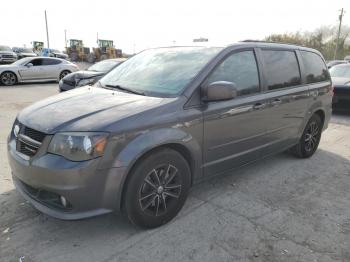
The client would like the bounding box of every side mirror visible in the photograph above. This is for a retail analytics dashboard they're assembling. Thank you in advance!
[26,63,33,68]
[202,81,237,102]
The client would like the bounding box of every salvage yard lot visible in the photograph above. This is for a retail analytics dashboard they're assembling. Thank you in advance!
[1,83,350,262]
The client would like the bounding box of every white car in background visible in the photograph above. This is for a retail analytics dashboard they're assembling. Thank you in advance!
[0,57,79,86]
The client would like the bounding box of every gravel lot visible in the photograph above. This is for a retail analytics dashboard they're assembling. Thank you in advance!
[1,83,350,262]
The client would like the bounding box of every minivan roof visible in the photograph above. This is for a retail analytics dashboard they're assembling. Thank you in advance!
[235,40,321,54]
[152,42,322,56]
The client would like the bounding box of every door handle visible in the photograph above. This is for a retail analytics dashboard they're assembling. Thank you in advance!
[253,102,265,110]
[271,99,282,106]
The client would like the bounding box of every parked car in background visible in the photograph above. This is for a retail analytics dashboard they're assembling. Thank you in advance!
[12,47,37,59]
[0,57,78,86]
[327,60,348,69]
[0,45,17,64]
[7,43,332,228]
[42,48,69,60]
[59,58,126,91]
[329,63,350,110]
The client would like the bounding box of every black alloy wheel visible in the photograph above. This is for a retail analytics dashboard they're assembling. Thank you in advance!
[291,114,322,158]
[124,148,191,228]
[59,71,71,80]
[139,164,182,217]
[1,72,17,86]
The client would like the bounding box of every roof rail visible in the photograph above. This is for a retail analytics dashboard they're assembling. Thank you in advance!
[240,39,300,46]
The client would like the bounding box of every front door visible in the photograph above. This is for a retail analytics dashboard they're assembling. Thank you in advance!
[18,58,45,80]
[202,50,271,176]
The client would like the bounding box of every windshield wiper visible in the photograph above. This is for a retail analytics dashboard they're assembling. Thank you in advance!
[105,84,146,96]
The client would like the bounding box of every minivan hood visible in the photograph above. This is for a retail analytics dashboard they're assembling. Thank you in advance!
[332,77,350,86]
[18,86,171,133]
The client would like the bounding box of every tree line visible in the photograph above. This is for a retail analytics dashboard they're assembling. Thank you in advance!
[264,25,350,61]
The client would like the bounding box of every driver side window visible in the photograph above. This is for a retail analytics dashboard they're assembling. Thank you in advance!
[30,59,44,66]
[206,51,260,97]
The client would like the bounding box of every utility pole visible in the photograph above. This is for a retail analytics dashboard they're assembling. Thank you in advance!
[45,10,50,49]
[334,8,345,60]
[64,29,67,48]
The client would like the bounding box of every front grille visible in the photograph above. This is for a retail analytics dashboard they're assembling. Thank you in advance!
[2,54,15,58]
[14,121,46,157]
[23,126,46,142]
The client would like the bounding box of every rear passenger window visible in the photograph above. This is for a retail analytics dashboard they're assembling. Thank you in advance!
[206,51,260,96]
[262,50,301,90]
[43,59,61,65]
[300,51,329,84]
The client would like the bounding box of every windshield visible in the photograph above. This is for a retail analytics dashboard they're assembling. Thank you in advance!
[88,60,120,73]
[100,47,222,96]
[330,65,350,78]
[0,45,12,52]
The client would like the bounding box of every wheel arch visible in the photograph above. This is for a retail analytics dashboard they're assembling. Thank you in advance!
[297,104,328,138]
[313,109,325,127]
[111,128,202,211]
[119,143,196,211]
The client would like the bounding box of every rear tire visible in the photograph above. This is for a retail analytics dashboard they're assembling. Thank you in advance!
[0,72,17,86]
[59,70,71,80]
[123,148,191,228]
[291,114,322,158]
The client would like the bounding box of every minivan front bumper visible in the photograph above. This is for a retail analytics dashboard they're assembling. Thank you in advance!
[7,137,126,220]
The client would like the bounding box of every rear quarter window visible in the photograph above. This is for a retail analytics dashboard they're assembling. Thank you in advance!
[300,51,329,84]
[261,50,301,90]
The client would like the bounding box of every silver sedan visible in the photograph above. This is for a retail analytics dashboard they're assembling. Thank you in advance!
[0,57,79,86]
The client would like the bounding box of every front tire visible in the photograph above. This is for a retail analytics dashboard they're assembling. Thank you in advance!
[291,114,322,158]
[0,72,17,86]
[123,148,191,228]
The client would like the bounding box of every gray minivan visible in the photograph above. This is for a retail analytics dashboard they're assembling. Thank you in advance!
[7,42,332,228]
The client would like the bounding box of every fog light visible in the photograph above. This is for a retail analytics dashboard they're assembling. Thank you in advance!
[60,196,67,207]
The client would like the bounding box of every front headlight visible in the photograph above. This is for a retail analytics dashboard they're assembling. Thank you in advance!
[48,132,108,161]
[77,78,96,87]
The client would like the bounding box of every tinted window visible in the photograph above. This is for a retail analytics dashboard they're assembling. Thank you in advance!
[301,51,329,83]
[30,58,44,66]
[206,51,260,96]
[42,59,61,65]
[262,50,301,90]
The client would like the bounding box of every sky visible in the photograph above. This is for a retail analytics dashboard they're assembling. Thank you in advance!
[0,0,349,54]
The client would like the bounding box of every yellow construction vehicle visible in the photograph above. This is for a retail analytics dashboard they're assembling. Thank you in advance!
[65,39,90,61]
[87,39,122,63]
[32,41,44,55]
